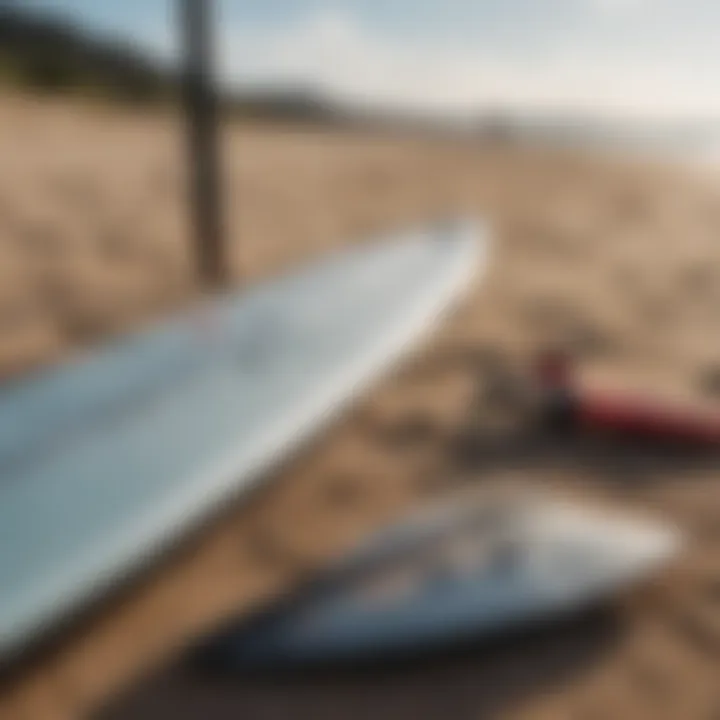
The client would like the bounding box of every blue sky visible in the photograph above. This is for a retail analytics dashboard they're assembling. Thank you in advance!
[19,0,720,119]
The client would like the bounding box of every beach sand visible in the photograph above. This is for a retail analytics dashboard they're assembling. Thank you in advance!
[1,94,720,719]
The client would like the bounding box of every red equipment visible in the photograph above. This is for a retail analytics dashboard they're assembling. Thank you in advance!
[537,351,720,445]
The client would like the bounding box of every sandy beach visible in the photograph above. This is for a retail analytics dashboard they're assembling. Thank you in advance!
[1,93,720,719]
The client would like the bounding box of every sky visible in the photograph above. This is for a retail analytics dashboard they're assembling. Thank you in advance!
[18,0,720,120]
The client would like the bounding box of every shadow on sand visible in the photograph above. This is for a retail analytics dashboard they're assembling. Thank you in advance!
[98,607,622,720]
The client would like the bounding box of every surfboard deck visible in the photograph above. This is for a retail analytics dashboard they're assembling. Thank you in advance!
[199,491,680,668]
[0,219,484,660]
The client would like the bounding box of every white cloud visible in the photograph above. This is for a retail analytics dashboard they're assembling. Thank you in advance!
[219,8,720,120]
[588,0,643,9]
[582,0,653,14]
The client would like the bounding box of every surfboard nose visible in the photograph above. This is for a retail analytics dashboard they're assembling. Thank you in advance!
[533,504,682,601]
[589,516,681,583]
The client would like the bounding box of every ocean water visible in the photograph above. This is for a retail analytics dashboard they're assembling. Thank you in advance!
[491,116,720,174]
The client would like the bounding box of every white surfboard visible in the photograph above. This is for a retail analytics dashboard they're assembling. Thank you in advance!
[199,491,680,668]
[0,218,483,659]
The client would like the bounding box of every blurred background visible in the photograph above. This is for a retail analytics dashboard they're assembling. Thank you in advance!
[2,1,720,719]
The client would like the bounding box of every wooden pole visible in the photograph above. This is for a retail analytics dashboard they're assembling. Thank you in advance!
[180,0,226,287]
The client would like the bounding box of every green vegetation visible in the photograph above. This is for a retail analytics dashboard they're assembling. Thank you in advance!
[0,7,170,103]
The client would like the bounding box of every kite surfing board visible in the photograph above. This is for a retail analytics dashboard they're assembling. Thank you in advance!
[199,490,680,668]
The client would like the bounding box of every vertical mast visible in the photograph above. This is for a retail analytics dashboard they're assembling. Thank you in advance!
[180,0,226,287]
